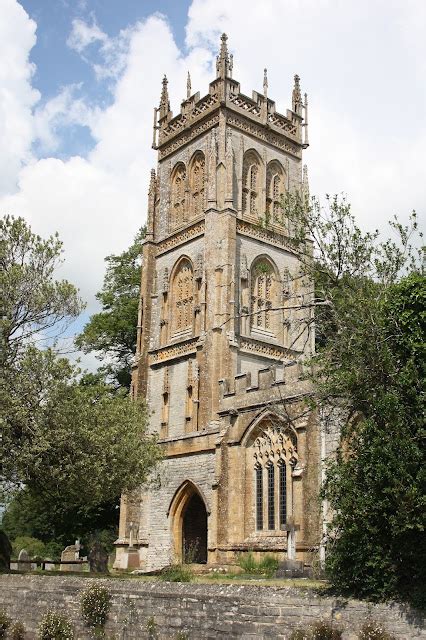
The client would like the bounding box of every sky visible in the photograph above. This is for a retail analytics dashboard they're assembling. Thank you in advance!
[1,0,425,368]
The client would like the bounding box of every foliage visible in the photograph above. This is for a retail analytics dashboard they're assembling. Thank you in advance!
[289,620,342,640]
[160,564,192,582]
[175,633,189,640]
[237,552,279,576]
[9,621,26,640]
[11,536,47,559]
[2,345,161,509]
[2,489,117,555]
[358,621,396,640]
[146,616,158,640]
[282,194,425,606]
[76,227,145,388]
[0,611,11,640]
[0,215,83,367]
[80,582,112,630]
[37,610,74,640]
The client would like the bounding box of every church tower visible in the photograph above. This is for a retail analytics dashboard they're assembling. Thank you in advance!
[115,35,321,571]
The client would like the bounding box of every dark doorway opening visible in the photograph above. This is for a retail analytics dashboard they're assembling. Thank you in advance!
[182,492,208,563]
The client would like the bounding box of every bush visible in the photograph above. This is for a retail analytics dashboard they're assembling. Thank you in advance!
[290,620,342,640]
[358,621,396,640]
[37,610,74,640]
[160,564,192,582]
[11,537,46,559]
[10,621,26,639]
[0,610,11,640]
[237,552,278,576]
[80,582,112,629]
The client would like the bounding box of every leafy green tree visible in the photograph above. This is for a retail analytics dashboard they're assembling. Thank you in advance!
[282,194,424,606]
[1,216,161,518]
[76,227,145,388]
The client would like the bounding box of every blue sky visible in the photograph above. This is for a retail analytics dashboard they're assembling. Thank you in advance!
[1,0,425,370]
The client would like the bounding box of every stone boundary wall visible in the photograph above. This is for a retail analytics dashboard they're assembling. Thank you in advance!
[0,575,424,639]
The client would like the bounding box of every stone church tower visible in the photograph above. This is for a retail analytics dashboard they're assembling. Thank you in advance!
[115,35,322,571]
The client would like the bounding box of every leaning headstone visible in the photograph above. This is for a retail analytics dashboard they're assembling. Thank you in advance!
[60,544,78,572]
[17,549,30,572]
[0,532,12,570]
[88,542,109,573]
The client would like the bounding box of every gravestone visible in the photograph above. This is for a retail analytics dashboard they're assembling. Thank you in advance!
[60,544,78,572]
[0,532,12,570]
[88,542,109,573]
[44,558,56,571]
[17,549,30,572]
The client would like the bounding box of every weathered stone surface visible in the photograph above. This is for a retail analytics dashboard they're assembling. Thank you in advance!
[0,575,424,639]
[88,542,109,573]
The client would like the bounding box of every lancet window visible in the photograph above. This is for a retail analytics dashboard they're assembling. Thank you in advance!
[266,161,285,223]
[171,258,194,338]
[250,258,277,334]
[189,152,205,219]
[253,423,298,532]
[171,163,186,228]
[242,151,261,217]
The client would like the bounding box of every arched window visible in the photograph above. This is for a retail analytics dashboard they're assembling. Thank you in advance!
[253,422,298,532]
[242,151,262,217]
[171,258,194,338]
[250,258,277,334]
[189,152,205,219]
[266,161,285,223]
[171,163,186,228]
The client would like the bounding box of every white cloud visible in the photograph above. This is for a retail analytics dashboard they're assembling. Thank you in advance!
[1,0,425,334]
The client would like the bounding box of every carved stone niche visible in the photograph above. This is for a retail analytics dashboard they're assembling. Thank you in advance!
[240,254,249,281]
[194,252,203,281]
[282,267,291,298]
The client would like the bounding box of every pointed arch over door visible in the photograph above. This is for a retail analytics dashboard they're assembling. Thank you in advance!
[168,480,209,564]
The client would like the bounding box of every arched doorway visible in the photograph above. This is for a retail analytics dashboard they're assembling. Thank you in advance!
[169,481,209,564]
[182,492,207,563]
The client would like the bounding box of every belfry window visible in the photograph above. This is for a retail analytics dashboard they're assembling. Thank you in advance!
[266,161,285,223]
[242,151,261,217]
[253,423,297,532]
[250,258,276,333]
[171,163,186,228]
[171,258,194,337]
[189,152,205,219]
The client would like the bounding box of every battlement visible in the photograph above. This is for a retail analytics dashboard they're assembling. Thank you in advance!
[219,362,306,401]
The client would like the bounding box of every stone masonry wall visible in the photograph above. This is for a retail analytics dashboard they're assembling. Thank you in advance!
[0,575,424,640]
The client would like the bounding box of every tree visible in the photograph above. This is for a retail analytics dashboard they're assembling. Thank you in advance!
[281,194,425,606]
[76,227,145,388]
[1,216,161,515]
[0,215,84,366]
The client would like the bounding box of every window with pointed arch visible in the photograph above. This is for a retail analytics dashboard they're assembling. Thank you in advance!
[252,422,298,531]
[189,152,205,219]
[250,257,277,335]
[170,258,194,338]
[242,150,262,218]
[266,160,285,223]
[170,163,186,228]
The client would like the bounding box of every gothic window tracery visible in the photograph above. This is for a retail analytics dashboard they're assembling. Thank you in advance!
[189,152,205,219]
[250,258,277,334]
[171,258,194,337]
[266,161,285,223]
[252,422,298,532]
[171,163,186,228]
[242,150,262,217]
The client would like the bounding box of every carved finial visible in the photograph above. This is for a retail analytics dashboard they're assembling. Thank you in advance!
[303,92,309,147]
[229,53,233,78]
[159,74,170,119]
[263,68,268,98]
[292,74,302,113]
[187,71,191,99]
[216,32,231,79]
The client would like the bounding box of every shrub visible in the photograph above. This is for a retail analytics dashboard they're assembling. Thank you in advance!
[0,610,11,640]
[37,610,74,640]
[10,621,26,640]
[358,621,396,640]
[146,616,158,640]
[80,582,112,630]
[290,620,342,640]
[11,537,46,559]
[237,552,278,576]
[160,564,192,582]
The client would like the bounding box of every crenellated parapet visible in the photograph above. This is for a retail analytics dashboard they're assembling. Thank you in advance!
[218,362,312,415]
